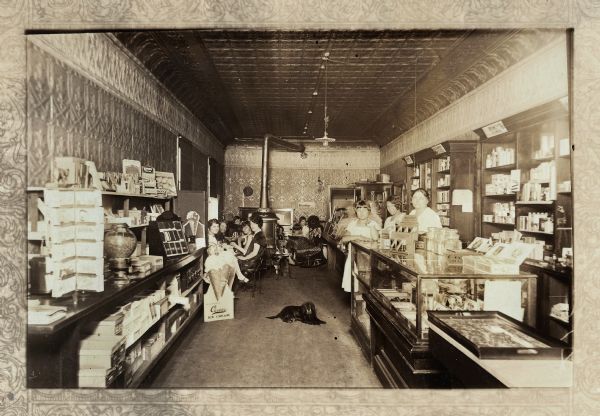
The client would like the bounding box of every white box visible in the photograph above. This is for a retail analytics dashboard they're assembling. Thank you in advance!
[43,189,76,207]
[75,207,104,223]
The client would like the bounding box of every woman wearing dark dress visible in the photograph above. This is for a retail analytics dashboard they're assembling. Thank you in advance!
[236,213,267,269]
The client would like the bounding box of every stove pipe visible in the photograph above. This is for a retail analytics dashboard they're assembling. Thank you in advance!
[255,134,305,249]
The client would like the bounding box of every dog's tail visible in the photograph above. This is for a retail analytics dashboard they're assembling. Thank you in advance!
[265,315,278,319]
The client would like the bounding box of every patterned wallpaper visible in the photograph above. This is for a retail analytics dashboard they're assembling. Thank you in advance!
[380,36,568,178]
[2,1,600,416]
[224,144,380,220]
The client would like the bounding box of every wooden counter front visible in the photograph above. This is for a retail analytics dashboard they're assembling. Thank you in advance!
[27,249,204,388]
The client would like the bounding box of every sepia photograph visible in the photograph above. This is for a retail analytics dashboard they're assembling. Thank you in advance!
[1,1,599,415]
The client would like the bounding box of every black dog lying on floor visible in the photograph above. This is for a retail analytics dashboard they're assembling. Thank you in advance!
[266,302,326,325]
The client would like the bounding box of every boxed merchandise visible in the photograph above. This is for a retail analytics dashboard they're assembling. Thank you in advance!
[154,297,169,317]
[138,255,164,271]
[463,242,534,274]
[79,335,126,369]
[52,157,87,188]
[164,308,186,341]
[84,312,124,337]
[78,364,123,388]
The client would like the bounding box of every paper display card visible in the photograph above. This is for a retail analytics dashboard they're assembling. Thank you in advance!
[485,242,534,265]
[451,189,472,213]
[204,285,234,322]
[155,171,177,196]
[467,237,492,253]
[122,159,142,177]
[510,169,521,194]
[483,280,524,322]
[52,157,87,188]
[482,120,508,138]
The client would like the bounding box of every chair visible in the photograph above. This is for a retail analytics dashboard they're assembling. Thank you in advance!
[239,246,266,297]
[287,236,327,268]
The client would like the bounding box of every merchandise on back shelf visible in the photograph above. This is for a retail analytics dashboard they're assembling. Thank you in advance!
[40,188,104,297]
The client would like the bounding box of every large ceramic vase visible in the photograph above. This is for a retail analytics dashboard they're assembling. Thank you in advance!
[104,223,137,260]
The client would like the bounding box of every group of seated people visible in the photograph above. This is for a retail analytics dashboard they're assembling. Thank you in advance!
[204,213,267,300]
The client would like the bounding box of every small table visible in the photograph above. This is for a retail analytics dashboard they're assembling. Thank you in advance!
[271,252,292,279]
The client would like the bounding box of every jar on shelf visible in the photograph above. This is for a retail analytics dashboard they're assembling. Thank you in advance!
[104,223,137,260]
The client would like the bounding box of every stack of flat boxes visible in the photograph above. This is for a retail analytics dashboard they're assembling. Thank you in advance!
[43,189,104,297]
[79,313,125,388]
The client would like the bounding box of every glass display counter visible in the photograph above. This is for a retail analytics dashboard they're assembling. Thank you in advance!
[370,249,537,344]
[349,241,378,362]
[364,248,537,388]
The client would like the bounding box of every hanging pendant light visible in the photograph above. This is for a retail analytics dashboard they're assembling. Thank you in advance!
[314,53,336,147]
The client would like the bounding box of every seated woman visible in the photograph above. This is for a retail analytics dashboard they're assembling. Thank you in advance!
[296,216,310,238]
[409,188,442,234]
[203,244,235,301]
[341,200,380,292]
[307,215,323,241]
[206,218,249,283]
[229,220,253,255]
[383,195,406,234]
[236,213,267,270]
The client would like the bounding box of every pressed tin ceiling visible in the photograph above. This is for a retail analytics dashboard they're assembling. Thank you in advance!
[114,29,561,147]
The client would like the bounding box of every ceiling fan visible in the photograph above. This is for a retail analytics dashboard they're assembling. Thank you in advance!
[313,52,336,147]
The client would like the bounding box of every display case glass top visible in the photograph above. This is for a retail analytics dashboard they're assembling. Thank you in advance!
[368,249,537,344]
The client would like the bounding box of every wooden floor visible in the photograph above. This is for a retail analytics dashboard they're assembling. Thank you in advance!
[147,264,381,388]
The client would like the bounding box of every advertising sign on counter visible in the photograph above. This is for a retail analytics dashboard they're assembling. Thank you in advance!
[203,285,234,322]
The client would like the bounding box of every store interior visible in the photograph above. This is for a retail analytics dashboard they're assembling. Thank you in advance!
[26,28,573,389]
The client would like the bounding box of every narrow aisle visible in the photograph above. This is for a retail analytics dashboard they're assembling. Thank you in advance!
[149,265,381,388]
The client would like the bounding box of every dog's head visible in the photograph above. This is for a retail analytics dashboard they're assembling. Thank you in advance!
[301,302,317,320]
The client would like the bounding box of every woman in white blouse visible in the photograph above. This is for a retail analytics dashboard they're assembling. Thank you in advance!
[409,188,442,234]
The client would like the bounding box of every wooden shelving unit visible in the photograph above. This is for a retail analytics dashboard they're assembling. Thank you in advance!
[476,98,573,345]
[405,141,479,242]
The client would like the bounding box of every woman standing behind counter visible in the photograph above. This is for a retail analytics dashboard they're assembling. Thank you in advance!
[383,195,406,233]
[409,188,442,234]
[341,200,380,293]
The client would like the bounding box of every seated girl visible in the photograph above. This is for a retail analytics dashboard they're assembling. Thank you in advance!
[206,218,249,283]
[236,213,267,270]
[204,244,235,301]
[229,220,253,255]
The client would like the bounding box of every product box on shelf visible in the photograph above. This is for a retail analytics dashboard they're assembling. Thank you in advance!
[463,242,534,274]
[164,308,186,341]
[79,335,126,369]
[78,364,124,388]
[84,312,124,337]
[154,297,169,317]
[138,255,164,271]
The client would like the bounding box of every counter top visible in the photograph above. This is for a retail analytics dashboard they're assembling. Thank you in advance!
[370,248,536,279]
[429,322,572,387]
[28,249,204,335]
